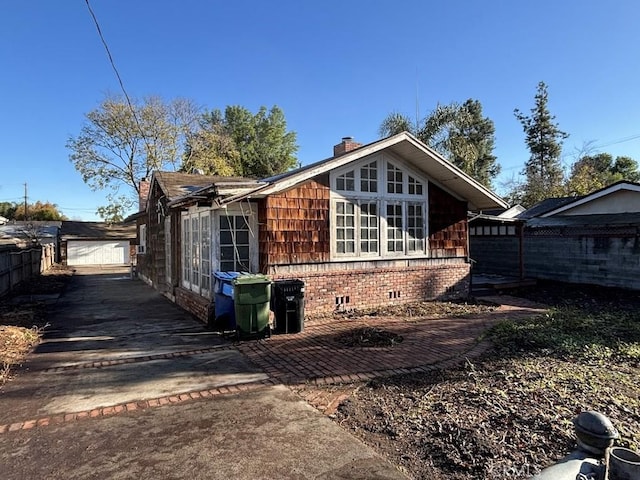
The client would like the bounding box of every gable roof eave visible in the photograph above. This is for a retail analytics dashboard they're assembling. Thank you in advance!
[541,181,640,217]
[255,132,508,211]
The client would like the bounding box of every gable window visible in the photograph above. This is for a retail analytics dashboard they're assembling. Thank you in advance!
[331,155,428,258]
[360,161,378,192]
[336,170,355,191]
[387,163,403,194]
[408,176,423,195]
[181,209,211,297]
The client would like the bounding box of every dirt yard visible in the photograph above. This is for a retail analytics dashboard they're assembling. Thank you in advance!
[326,283,640,479]
[3,269,639,479]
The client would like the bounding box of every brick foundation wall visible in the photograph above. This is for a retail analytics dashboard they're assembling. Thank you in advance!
[175,287,211,323]
[269,259,470,314]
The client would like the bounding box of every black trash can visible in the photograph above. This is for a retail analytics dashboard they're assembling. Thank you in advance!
[272,279,305,334]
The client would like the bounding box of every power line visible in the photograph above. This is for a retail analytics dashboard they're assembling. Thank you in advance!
[589,133,640,150]
[84,0,150,154]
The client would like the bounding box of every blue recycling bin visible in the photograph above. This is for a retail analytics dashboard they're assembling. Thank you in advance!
[212,271,240,331]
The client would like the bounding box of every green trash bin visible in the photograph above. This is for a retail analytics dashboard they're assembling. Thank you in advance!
[233,274,271,339]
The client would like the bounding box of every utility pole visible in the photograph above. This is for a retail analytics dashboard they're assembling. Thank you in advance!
[24,182,28,220]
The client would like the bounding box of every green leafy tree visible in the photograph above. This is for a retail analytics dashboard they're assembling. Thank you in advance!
[379,112,417,137]
[514,81,569,206]
[11,201,67,220]
[67,94,200,217]
[0,202,17,219]
[184,106,298,178]
[379,100,500,188]
[96,201,126,224]
[181,111,242,176]
[565,153,640,195]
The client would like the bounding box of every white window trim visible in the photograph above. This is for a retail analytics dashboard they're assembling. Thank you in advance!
[329,153,429,260]
[211,203,259,274]
[138,224,147,254]
[181,207,212,298]
[164,217,171,284]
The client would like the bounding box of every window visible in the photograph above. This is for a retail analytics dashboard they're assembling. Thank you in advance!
[387,162,403,194]
[408,176,423,195]
[201,215,210,293]
[181,210,211,297]
[386,203,404,252]
[138,224,147,254]
[335,201,356,254]
[220,214,250,271]
[360,202,378,254]
[182,217,191,284]
[164,218,171,283]
[360,161,377,192]
[407,203,425,252]
[331,155,429,258]
[336,170,355,191]
[191,216,200,289]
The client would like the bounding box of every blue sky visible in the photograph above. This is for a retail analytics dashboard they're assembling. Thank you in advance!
[1,1,639,220]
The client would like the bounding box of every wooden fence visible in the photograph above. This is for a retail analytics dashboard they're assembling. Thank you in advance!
[0,243,55,298]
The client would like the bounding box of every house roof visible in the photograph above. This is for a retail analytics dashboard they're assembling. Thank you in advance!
[59,221,136,241]
[517,197,581,219]
[528,212,640,228]
[150,171,262,209]
[0,221,61,243]
[540,181,640,217]
[246,132,508,211]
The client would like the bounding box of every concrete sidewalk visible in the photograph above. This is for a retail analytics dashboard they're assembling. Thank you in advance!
[0,266,407,479]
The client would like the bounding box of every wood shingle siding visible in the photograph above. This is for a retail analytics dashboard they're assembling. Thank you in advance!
[428,183,468,258]
[258,177,330,268]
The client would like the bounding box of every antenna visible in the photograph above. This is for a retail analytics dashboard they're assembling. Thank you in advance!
[415,67,420,133]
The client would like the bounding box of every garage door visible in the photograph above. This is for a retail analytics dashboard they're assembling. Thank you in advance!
[67,241,130,266]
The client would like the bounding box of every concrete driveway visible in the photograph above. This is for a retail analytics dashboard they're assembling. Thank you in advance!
[0,266,407,479]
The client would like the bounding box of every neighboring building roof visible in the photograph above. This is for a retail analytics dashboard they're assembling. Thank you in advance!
[59,221,136,241]
[242,132,508,211]
[480,205,526,218]
[0,221,61,244]
[517,197,581,219]
[527,212,640,228]
[540,181,640,217]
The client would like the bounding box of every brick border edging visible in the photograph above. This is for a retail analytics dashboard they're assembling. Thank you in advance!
[0,339,492,435]
[0,378,277,435]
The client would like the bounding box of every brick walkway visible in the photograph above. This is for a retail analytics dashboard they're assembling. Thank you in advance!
[0,293,544,433]
[236,295,546,387]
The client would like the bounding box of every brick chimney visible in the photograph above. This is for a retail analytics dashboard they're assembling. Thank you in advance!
[333,137,362,157]
[139,177,150,211]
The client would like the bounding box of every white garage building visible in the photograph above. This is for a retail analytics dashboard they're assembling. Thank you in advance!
[60,221,136,266]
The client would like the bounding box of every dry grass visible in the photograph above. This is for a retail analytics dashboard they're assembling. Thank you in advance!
[0,325,42,385]
[0,264,72,385]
